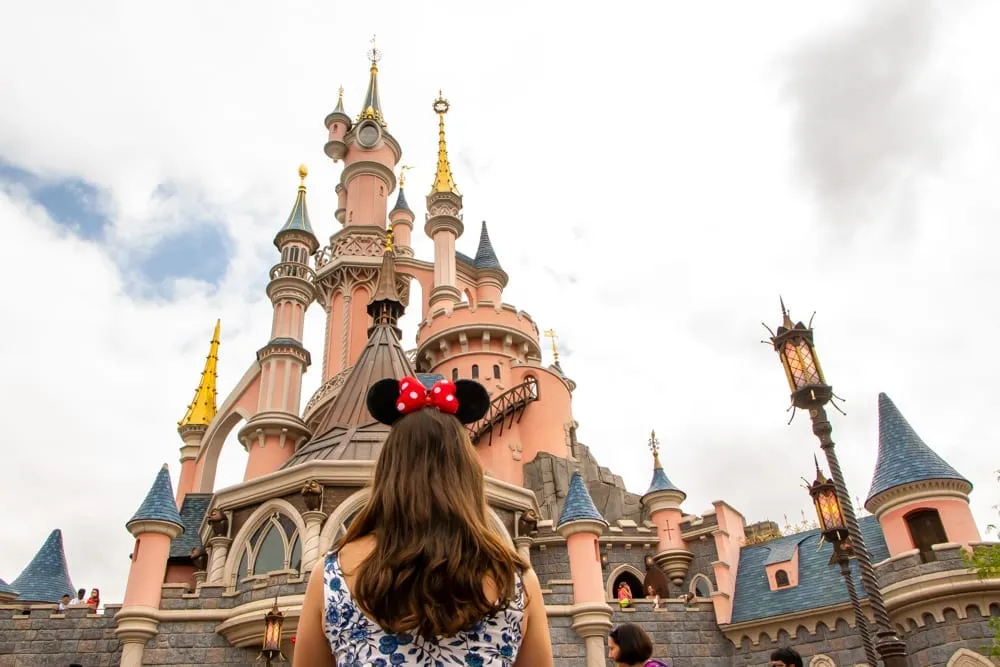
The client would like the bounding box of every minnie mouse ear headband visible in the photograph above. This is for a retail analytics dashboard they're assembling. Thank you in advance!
[366,375,491,426]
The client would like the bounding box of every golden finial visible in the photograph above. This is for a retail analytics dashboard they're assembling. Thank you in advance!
[368,34,382,70]
[338,86,344,101]
[543,329,559,363]
[178,320,221,428]
[430,91,459,195]
[385,228,393,252]
[648,430,662,468]
[399,165,413,189]
[298,164,308,186]
[779,296,794,328]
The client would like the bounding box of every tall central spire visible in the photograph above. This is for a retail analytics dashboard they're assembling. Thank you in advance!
[430,91,459,195]
[357,35,386,127]
[178,320,220,427]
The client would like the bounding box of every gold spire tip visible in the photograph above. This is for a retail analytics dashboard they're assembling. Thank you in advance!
[399,165,413,189]
[298,164,308,185]
[543,329,559,362]
[368,34,382,69]
[178,320,221,428]
[337,85,344,100]
[385,228,393,252]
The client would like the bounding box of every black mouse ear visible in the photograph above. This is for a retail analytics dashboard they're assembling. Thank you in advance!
[367,378,403,426]
[453,380,491,424]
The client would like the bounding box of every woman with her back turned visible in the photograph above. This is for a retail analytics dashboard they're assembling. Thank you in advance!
[294,375,554,666]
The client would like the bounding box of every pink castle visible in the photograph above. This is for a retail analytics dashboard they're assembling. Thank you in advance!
[3,49,1000,667]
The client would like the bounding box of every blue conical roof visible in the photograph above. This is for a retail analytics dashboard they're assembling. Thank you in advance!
[278,183,315,236]
[557,472,606,526]
[866,393,970,502]
[391,187,411,213]
[473,221,502,270]
[645,464,682,496]
[10,529,75,603]
[0,578,19,597]
[128,465,184,530]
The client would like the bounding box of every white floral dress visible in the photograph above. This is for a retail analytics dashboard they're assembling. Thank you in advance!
[323,551,525,666]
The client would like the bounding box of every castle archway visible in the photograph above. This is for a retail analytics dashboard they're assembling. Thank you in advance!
[194,407,250,492]
[606,564,645,600]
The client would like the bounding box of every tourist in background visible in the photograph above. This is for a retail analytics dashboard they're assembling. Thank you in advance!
[618,581,634,609]
[770,647,804,667]
[608,623,668,667]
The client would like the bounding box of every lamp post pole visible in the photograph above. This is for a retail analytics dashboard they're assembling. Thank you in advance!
[770,302,908,667]
[834,542,879,667]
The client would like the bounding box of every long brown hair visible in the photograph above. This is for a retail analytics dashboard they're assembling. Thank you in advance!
[336,408,525,637]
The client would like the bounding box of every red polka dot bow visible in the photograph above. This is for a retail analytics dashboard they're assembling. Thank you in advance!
[395,376,459,416]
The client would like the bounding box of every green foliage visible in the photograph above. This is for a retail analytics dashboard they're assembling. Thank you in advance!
[962,469,1000,657]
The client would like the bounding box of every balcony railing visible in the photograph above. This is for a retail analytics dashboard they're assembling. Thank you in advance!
[468,377,539,446]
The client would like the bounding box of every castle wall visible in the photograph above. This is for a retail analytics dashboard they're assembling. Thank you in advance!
[683,533,722,592]
[530,543,571,585]
[901,606,998,667]
[548,614,586,666]
[613,602,733,666]
[0,605,122,667]
[735,617,870,667]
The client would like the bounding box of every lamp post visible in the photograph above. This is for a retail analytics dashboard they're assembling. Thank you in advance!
[260,598,286,666]
[808,457,878,667]
[768,301,907,667]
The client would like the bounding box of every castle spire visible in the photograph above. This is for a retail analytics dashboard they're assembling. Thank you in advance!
[276,165,316,240]
[10,529,75,604]
[357,36,386,126]
[178,320,220,428]
[473,221,502,269]
[430,91,459,195]
[367,230,404,336]
[644,429,684,496]
[334,85,345,114]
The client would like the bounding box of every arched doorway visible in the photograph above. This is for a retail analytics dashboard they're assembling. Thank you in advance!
[612,570,644,600]
[643,564,670,598]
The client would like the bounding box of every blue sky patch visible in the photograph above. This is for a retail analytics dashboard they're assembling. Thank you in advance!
[0,160,109,240]
[126,222,233,296]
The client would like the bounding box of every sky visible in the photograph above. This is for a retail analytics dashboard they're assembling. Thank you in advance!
[1,0,998,603]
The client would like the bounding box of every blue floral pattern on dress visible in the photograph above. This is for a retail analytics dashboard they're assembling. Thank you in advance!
[323,551,525,666]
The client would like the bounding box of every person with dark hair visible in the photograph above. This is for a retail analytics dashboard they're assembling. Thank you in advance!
[608,623,668,667]
[770,647,804,667]
[293,376,554,666]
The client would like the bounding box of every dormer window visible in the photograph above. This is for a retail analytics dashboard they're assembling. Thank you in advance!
[774,569,790,587]
[905,509,948,563]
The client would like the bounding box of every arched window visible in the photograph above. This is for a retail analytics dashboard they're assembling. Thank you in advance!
[452,368,459,381]
[775,569,790,587]
[493,365,500,380]
[233,513,302,590]
[471,364,479,379]
[905,509,948,563]
[691,574,712,598]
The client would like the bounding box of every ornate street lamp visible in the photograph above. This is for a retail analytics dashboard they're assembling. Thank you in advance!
[260,599,286,666]
[768,300,907,667]
[807,458,877,667]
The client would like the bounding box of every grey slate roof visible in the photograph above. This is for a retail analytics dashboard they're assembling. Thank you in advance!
[128,465,184,530]
[644,466,682,496]
[391,187,411,213]
[278,185,315,236]
[10,529,75,603]
[557,472,606,526]
[0,578,18,596]
[456,251,475,266]
[169,493,213,558]
[473,221,502,270]
[866,393,970,502]
[730,515,889,624]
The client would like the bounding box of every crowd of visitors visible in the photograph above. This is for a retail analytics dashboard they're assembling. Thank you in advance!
[57,588,100,612]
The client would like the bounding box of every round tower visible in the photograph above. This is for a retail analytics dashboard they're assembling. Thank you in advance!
[557,471,613,667]
[175,319,220,504]
[117,465,184,667]
[323,86,351,163]
[865,393,980,558]
[641,431,693,590]
[241,167,317,481]
[388,166,415,256]
[424,91,464,310]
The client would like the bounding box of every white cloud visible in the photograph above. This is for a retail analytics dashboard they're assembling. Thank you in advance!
[1,0,999,603]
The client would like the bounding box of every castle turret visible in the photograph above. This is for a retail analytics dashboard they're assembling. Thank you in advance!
[388,167,414,256]
[241,167,316,481]
[324,86,351,163]
[175,319,220,504]
[557,472,613,667]
[641,431,693,590]
[9,529,74,604]
[865,393,979,558]
[118,465,184,667]
[424,91,464,310]
[473,221,507,306]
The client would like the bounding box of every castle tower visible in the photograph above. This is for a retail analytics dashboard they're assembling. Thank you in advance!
[865,393,979,558]
[557,472,613,667]
[9,529,75,604]
[315,44,404,378]
[388,167,415,257]
[117,465,184,667]
[424,91,464,311]
[240,167,317,481]
[175,320,220,504]
[641,431,693,591]
[473,221,507,306]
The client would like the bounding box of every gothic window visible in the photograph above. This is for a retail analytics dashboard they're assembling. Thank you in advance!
[452,368,459,381]
[905,509,948,563]
[691,575,712,598]
[233,512,302,590]
[472,364,479,379]
[493,365,500,380]
[775,569,790,587]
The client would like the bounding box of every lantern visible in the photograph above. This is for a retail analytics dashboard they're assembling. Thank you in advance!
[644,554,655,569]
[770,301,831,410]
[808,463,848,545]
[260,599,286,665]
[601,553,609,569]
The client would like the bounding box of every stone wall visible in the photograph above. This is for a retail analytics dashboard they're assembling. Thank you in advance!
[613,601,733,667]
[680,534,721,595]
[900,606,998,667]
[531,542,571,587]
[877,544,968,589]
[0,604,122,667]
[548,614,587,666]
[734,617,870,667]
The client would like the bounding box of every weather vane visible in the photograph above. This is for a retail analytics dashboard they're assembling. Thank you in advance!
[543,329,559,363]
[399,165,414,188]
[648,430,660,457]
[368,34,382,66]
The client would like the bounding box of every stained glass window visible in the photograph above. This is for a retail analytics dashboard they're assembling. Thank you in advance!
[254,523,286,574]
